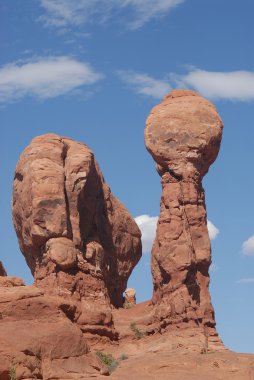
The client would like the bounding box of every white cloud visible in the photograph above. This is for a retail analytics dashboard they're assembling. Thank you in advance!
[237,278,254,284]
[242,235,254,256]
[174,69,254,101]
[39,0,184,30]
[0,56,102,103]
[135,215,158,253]
[118,71,171,99]
[207,220,219,241]
[120,0,185,30]
[39,0,105,27]
[118,68,254,102]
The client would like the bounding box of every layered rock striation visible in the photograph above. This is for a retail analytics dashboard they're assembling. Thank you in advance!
[0,284,92,380]
[145,90,223,346]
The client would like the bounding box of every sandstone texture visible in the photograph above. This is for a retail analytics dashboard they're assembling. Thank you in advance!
[144,90,223,348]
[123,288,136,307]
[0,276,24,287]
[12,134,141,310]
[0,283,104,380]
[108,350,254,380]
[102,303,254,380]
[0,134,142,379]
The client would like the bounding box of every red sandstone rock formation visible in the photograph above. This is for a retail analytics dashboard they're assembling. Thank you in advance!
[12,134,141,309]
[0,261,7,276]
[0,282,103,379]
[145,90,223,348]
[0,275,24,287]
[11,134,141,342]
[124,288,136,307]
[0,134,142,379]
[1,97,253,380]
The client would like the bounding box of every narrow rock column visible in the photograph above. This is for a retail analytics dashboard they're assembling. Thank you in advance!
[145,90,223,347]
[152,169,214,326]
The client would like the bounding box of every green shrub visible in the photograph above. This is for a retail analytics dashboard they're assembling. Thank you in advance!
[8,363,17,380]
[123,302,132,309]
[96,351,129,374]
[130,321,147,340]
[96,351,119,374]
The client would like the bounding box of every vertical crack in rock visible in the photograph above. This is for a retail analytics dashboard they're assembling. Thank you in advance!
[61,139,73,241]
[145,89,224,350]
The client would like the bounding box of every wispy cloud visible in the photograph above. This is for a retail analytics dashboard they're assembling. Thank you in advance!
[207,220,219,241]
[135,215,158,253]
[118,68,254,101]
[242,235,254,256]
[237,278,254,284]
[135,214,219,254]
[118,71,171,99]
[39,0,184,31]
[0,56,102,103]
[175,69,254,101]
[120,0,185,30]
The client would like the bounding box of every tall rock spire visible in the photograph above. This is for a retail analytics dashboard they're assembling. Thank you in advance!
[145,90,223,350]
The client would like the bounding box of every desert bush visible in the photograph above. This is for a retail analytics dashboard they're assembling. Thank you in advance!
[123,302,132,309]
[96,351,119,374]
[8,363,17,380]
[130,321,147,340]
[96,351,129,374]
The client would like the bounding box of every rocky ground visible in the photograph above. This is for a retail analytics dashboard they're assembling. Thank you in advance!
[105,350,254,380]
[90,302,254,380]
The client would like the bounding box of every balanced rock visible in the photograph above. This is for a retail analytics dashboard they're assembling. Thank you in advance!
[145,90,223,349]
[12,134,141,339]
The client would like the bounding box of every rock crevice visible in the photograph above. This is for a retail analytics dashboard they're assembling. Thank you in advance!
[61,139,74,241]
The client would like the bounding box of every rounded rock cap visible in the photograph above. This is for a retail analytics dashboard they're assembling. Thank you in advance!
[145,89,223,178]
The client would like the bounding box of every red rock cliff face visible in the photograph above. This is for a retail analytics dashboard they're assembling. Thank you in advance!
[12,134,141,339]
[145,90,223,346]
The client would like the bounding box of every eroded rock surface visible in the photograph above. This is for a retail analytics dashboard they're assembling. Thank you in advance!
[12,134,141,341]
[0,276,24,287]
[0,134,142,379]
[124,288,136,307]
[145,90,223,348]
[0,284,103,380]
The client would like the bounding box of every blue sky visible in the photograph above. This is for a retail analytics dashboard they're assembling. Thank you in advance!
[1,0,254,353]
